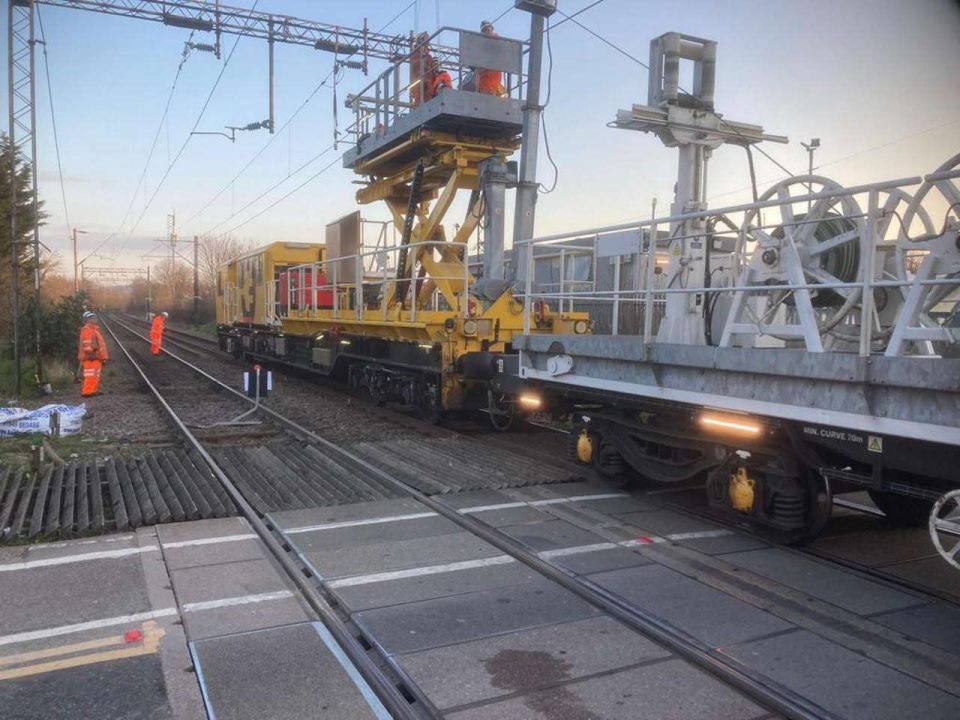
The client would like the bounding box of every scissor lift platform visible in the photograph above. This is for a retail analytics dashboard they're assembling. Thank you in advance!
[343,91,523,172]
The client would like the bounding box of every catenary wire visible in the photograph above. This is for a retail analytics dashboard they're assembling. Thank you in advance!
[219,152,343,237]
[179,0,418,233]
[110,0,262,260]
[198,144,336,237]
[35,7,71,251]
[552,5,797,179]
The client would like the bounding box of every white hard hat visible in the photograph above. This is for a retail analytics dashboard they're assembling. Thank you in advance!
[82,311,96,320]
[161,311,169,318]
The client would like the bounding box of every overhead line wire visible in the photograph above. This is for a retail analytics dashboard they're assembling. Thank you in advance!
[36,7,71,251]
[180,0,418,233]
[221,153,342,237]
[199,144,336,237]
[110,0,262,260]
[553,5,797,179]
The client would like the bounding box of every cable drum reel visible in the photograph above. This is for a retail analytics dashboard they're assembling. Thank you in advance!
[892,153,960,342]
[732,175,869,338]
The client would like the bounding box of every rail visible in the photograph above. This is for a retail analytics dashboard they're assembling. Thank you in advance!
[517,165,960,357]
[100,315,422,720]
[104,315,834,720]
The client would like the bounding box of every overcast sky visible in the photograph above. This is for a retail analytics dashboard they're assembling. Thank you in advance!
[9,0,960,274]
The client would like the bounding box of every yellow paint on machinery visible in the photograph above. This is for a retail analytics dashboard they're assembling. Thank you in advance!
[729,467,756,513]
[576,429,594,464]
[217,241,325,327]
[216,92,590,414]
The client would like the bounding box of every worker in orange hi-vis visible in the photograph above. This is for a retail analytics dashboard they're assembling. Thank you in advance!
[477,21,505,96]
[78,311,109,398]
[150,311,168,356]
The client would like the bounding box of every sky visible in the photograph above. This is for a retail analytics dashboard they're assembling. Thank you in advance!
[6,0,960,277]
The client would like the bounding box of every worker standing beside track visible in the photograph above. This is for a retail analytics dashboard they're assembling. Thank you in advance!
[150,311,168,356]
[78,311,109,398]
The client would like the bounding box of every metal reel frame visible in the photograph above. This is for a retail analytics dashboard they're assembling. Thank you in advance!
[929,489,960,571]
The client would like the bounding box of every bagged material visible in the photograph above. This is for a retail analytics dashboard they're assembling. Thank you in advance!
[0,404,86,437]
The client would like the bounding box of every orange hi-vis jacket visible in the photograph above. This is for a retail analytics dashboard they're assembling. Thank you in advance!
[78,323,109,362]
[150,314,166,355]
[478,31,504,96]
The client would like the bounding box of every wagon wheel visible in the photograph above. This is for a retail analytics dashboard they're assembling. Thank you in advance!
[738,175,866,334]
[929,489,960,571]
[487,390,515,432]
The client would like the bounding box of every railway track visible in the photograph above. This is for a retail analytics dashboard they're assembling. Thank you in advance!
[100,314,960,719]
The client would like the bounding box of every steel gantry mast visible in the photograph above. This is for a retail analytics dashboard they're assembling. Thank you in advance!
[6,0,456,393]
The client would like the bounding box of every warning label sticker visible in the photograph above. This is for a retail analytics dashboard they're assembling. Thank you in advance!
[868,436,883,453]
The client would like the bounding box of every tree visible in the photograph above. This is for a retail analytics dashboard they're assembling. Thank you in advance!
[198,235,253,292]
[0,132,46,345]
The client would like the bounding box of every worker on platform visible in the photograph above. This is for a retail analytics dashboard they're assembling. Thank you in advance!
[425,54,452,99]
[150,311,168,356]
[78,311,109,398]
[410,32,433,106]
[477,21,505,96]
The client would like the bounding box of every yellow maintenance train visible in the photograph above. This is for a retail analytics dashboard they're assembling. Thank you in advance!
[216,25,589,422]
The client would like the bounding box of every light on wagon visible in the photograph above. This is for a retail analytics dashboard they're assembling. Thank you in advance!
[574,320,588,334]
[518,392,542,410]
[699,412,761,437]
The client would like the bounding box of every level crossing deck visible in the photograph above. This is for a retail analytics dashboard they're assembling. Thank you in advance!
[0,518,387,720]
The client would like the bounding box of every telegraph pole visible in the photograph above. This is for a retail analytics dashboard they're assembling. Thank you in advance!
[193,235,200,324]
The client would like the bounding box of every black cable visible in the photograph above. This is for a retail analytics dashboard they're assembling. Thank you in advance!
[198,144,337,238]
[36,7,71,249]
[180,3,414,233]
[553,5,647,69]
[538,16,559,194]
[85,31,195,260]
[112,0,262,260]
[220,153,343,237]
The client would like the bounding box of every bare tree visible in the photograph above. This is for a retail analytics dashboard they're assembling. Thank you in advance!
[198,235,254,292]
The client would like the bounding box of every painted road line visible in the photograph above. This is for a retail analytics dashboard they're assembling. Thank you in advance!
[162,533,258,549]
[285,511,438,535]
[0,590,301,648]
[622,529,734,546]
[283,494,631,534]
[0,546,158,572]
[2,534,272,572]
[0,609,178,648]
[0,621,165,681]
[181,590,295,612]
[326,556,517,588]
[460,492,629,514]
[538,542,619,559]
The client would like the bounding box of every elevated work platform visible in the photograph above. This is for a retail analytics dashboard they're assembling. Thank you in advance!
[343,90,522,172]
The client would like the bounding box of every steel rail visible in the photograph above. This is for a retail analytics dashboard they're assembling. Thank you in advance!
[100,315,425,720]
[109,315,836,720]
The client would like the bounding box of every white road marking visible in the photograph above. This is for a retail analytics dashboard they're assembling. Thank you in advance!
[283,493,631,534]
[285,511,438,534]
[181,590,294,612]
[0,609,178,648]
[538,543,619,558]
[327,556,516,588]
[322,529,734,588]
[0,590,300,648]
[0,546,158,572]
[460,492,629,514]
[162,534,258,549]
[309,623,393,720]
